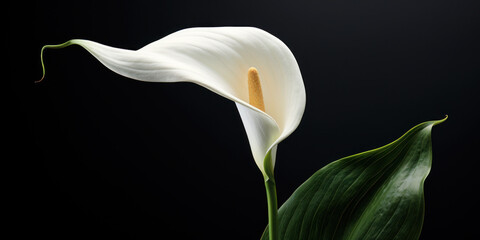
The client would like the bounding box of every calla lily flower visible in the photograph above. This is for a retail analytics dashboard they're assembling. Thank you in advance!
[41,27,306,179]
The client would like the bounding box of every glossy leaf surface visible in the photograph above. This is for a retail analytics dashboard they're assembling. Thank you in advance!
[262,118,446,240]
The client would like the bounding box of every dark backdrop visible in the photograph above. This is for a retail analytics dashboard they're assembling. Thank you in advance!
[11,0,480,239]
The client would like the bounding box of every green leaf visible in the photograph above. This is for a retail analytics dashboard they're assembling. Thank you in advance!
[262,117,447,240]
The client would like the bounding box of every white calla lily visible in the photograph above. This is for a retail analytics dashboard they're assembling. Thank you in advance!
[40,27,306,178]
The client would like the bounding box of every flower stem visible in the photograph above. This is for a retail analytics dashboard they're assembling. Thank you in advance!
[264,178,278,240]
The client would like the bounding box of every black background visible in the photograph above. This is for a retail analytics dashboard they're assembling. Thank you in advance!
[10,0,480,239]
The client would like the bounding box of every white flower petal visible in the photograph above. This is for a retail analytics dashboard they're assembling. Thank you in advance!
[67,27,305,176]
[236,103,280,174]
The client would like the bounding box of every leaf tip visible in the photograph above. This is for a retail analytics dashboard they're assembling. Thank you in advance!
[433,115,448,126]
[35,75,45,84]
[36,41,75,84]
[36,45,48,84]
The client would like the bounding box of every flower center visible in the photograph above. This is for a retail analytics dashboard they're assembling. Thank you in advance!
[248,67,265,112]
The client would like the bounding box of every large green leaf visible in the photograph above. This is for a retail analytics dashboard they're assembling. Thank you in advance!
[262,118,446,240]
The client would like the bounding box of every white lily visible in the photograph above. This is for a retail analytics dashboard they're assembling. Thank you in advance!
[40,27,306,179]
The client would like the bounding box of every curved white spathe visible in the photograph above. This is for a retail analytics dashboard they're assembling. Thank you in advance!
[68,27,306,177]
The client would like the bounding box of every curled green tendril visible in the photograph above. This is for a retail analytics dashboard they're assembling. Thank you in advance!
[36,41,74,83]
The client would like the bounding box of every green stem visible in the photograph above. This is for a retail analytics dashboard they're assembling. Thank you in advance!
[264,178,278,240]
